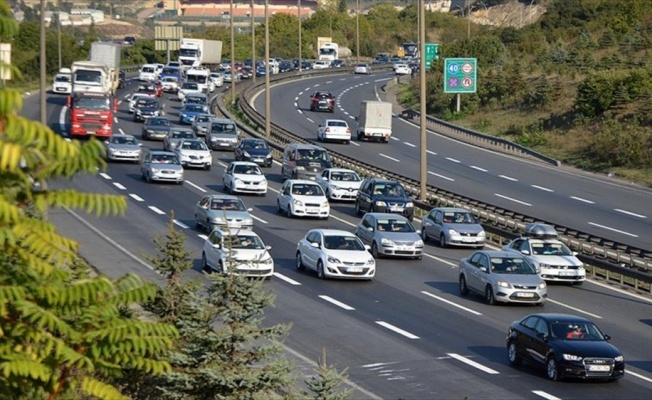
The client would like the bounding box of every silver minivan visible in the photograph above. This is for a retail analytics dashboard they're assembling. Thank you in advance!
[281,143,332,181]
[206,118,239,150]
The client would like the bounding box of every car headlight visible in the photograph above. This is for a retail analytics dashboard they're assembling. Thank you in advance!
[375,200,387,207]
[539,263,551,268]
[496,280,512,288]
[327,256,341,264]
[614,355,624,362]
[478,231,486,237]
[405,202,414,208]
[367,258,375,265]
[562,354,582,361]
[296,166,305,171]
[261,257,273,265]
[266,153,272,158]
[211,217,225,223]
[538,281,547,289]
[243,218,253,226]
[243,151,251,157]
[448,229,461,237]
[233,178,242,185]
[415,240,424,247]
[330,184,342,190]
[150,167,159,173]
[293,199,304,206]
[381,238,395,246]
[322,201,329,208]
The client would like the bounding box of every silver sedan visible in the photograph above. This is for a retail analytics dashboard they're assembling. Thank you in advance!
[421,207,485,248]
[194,194,254,233]
[104,134,142,163]
[354,213,423,259]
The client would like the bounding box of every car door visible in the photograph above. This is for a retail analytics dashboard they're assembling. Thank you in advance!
[357,181,372,212]
[196,195,210,224]
[466,252,487,292]
[141,153,151,175]
[356,215,374,245]
[278,181,291,210]
[302,231,322,270]
[422,210,437,239]
[517,316,541,364]
[224,163,234,189]
[205,230,223,270]
[316,170,330,192]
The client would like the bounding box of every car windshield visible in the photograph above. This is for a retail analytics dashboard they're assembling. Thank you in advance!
[243,140,269,150]
[148,118,171,127]
[182,83,198,90]
[490,257,536,274]
[110,136,137,145]
[372,183,406,197]
[323,235,365,251]
[330,171,360,182]
[531,242,573,256]
[550,322,605,341]
[442,212,479,224]
[163,77,178,82]
[233,164,263,175]
[195,115,210,123]
[151,154,179,164]
[55,75,70,82]
[171,130,195,139]
[185,104,205,112]
[227,235,265,250]
[210,199,246,211]
[181,141,208,151]
[291,184,324,196]
[137,99,158,107]
[376,219,414,232]
[297,149,329,162]
[210,122,236,134]
[327,121,348,127]
[74,97,110,110]
[187,96,207,104]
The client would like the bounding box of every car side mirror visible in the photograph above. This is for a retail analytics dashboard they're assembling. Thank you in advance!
[572,251,579,256]
[367,227,374,232]
[521,250,530,255]
[416,229,421,235]
[213,243,221,249]
[265,245,272,251]
[138,143,143,147]
[104,140,109,145]
[479,266,487,273]
[247,208,253,212]
[603,334,611,341]
[310,242,320,248]
[322,177,328,181]
[364,244,371,251]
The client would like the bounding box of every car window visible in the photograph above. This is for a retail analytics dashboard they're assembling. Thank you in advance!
[534,319,550,336]
[228,235,264,250]
[490,257,535,274]
[211,199,245,211]
[110,136,136,145]
[373,183,405,197]
[324,235,365,251]
[330,171,360,181]
[233,164,262,175]
[376,218,413,232]
[327,121,347,127]
[521,316,539,331]
[291,184,324,196]
[151,154,178,164]
[150,118,170,126]
[306,231,319,243]
[532,242,572,256]
[181,141,207,150]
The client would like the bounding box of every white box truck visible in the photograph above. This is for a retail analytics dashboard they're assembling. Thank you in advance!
[179,39,223,69]
[89,42,121,95]
[356,101,393,143]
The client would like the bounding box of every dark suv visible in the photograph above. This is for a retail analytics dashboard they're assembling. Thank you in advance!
[355,178,414,220]
[309,90,335,112]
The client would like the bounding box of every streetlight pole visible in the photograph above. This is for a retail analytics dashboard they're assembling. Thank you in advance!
[39,0,46,125]
[57,1,62,71]
[356,0,360,63]
[230,0,236,105]
[466,0,471,39]
[264,0,271,138]
[251,0,256,83]
[298,0,302,72]
[419,0,427,201]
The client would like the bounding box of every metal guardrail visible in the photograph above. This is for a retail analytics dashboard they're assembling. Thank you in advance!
[212,67,652,293]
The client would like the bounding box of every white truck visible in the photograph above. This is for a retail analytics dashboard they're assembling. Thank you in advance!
[356,101,393,143]
[71,61,110,94]
[185,68,214,93]
[89,42,121,95]
[179,39,223,69]
[318,43,339,64]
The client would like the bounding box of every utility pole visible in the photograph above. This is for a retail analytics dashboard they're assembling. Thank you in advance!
[230,0,236,105]
[356,0,360,63]
[419,0,427,201]
[265,0,271,138]
[57,1,62,71]
[39,0,46,125]
[251,0,256,83]
[298,0,302,71]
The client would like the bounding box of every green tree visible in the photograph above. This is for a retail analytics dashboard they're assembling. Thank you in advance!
[304,348,352,400]
[337,0,347,13]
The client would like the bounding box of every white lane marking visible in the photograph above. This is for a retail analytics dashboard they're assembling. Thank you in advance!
[294,102,298,108]
[273,272,302,285]
[339,78,346,81]
[319,295,355,311]
[470,165,487,172]
[586,279,652,304]
[119,128,125,135]
[252,214,268,224]
[313,84,320,87]
[129,194,144,202]
[445,157,460,163]
[532,390,561,400]
[427,171,455,182]
[390,136,400,141]
[326,80,333,84]
[350,141,360,147]
[499,174,518,182]
[307,117,314,123]
[173,220,189,229]
[329,214,356,227]
[376,321,420,339]
[531,185,554,192]
[185,180,207,193]
[374,77,393,82]
[349,115,355,120]
[421,291,482,316]
[197,234,208,240]
[298,91,303,96]
[495,193,532,206]
[424,253,457,267]
[113,117,118,124]
[294,96,299,101]
[447,353,499,374]
[426,150,437,156]
[380,153,400,162]
[99,173,112,180]
[342,111,349,116]
[615,209,646,218]
[112,182,127,190]
[148,206,165,215]
[298,110,303,114]
[403,142,416,147]
[627,370,652,383]
[588,222,638,238]
[570,196,594,204]
[546,299,602,319]
[59,105,68,136]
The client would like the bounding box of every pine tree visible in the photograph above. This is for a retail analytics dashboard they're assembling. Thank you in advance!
[304,348,352,400]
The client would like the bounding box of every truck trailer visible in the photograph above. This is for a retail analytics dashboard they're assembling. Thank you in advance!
[356,101,393,143]
[89,42,121,95]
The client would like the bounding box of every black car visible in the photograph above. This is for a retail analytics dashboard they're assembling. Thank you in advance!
[331,59,346,68]
[133,97,161,122]
[279,61,294,73]
[309,90,335,112]
[141,116,172,141]
[118,69,126,89]
[507,313,625,382]
[355,178,414,220]
[234,138,273,167]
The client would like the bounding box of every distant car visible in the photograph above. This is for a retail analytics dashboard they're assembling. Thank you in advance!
[210,72,224,87]
[309,90,335,112]
[191,113,215,137]
[421,207,486,248]
[458,250,547,306]
[132,97,161,122]
[182,93,208,108]
[354,213,423,259]
[317,119,351,144]
[178,103,209,124]
[52,72,72,94]
[296,229,376,280]
[507,313,625,381]
[141,116,172,141]
[354,63,372,74]
[140,150,184,184]
[223,70,241,83]
[128,93,151,113]
[277,179,330,219]
[502,223,586,285]
[164,127,197,152]
[123,36,136,46]
[315,168,362,201]
[201,228,274,278]
[206,118,239,151]
[355,178,414,220]
[234,138,273,167]
[178,82,201,101]
[194,194,254,232]
[118,69,126,89]
[331,59,346,68]
[394,63,411,75]
[174,139,212,170]
[104,134,142,163]
[134,83,158,98]
[279,61,294,72]
[312,60,330,69]
[223,161,268,196]
[152,80,163,97]
[161,76,179,93]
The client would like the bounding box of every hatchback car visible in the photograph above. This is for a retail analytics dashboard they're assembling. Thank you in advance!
[128,93,152,113]
[206,118,239,151]
[191,113,215,137]
[315,168,362,201]
[178,103,209,125]
[194,194,254,232]
[309,91,335,112]
[458,250,547,306]
[104,134,142,163]
[164,127,197,152]
[421,207,486,248]
[234,138,273,167]
[177,82,201,101]
[355,213,423,259]
[140,150,184,184]
[174,139,212,170]
[506,313,625,381]
[161,76,179,93]
[223,161,268,196]
[141,116,172,141]
[312,60,330,69]
[355,178,414,220]
[277,180,330,219]
[394,63,411,75]
[354,63,372,74]
[317,119,351,144]
[296,229,375,280]
[201,229,273,278]
[134,83,158,98]
[132,97,161,122]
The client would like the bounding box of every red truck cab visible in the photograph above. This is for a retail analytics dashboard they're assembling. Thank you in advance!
[67,92,118,139]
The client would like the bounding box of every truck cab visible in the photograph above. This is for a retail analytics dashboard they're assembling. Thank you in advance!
[139,64,158,81]
[318,43,339,63]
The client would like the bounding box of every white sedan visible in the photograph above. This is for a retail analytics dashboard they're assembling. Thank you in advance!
[317,119,351,144]
[394,63,412,75]
[296,229,375,280]
[201,228,274,278]
[315,168,362,201]
[354,63,372,75]
[223,161,268,195]
[174,139,212,170]
[277,179,330,219]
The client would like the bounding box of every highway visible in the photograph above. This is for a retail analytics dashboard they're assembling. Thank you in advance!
[29,75,652,399]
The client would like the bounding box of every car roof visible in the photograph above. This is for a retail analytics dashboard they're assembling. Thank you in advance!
[526,313,593,324]
[314,90,333,95]
[170,127,194,132]
[365,213,410,220]
[110,134,135,139]
[229,161,259,166]
[242,137,265,142]
[311,229,357,237]
[324,168,356,173]
[287,143,326,151]
[434,207,472,213]
[222,228,260,238]
[288,179,321,185]
[325,119,348,123]
[366,178,399,184]
[207,194,240,201]
[149,150,175,155]
[475,250,526,258]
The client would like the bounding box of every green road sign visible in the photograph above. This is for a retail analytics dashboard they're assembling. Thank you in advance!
[424,43,439,70]
[444,58,477,93]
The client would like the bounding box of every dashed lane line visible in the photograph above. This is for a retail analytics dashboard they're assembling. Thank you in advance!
[421,291,482,316]
[129,194,144,202]
[148,206,165,215]
[173,220,190,229]
[447,353,499,374]
[427,171,454,181]
[376,321,420,340]
[570,196,594,204]
[319,295,355,311]
[588,222,638,238]
[379,153,400,162]
[531,185,553,192]
[495,193,532,207]
[532,390,561,400]
[546,299,602,319]
[185,180,207,193]
[99,172,112,180]
[499,174,518,182]
[614,209,646,218]
[113,182,127,190]
[273,272,302,285]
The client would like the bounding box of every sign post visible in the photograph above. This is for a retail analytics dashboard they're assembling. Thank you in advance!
[444,58,477,112]
[424,43,438,70]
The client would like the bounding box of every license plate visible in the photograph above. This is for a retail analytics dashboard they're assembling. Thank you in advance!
[373,133,383,136]
[390,207,404,212]
[219,143,230,146]
[558,271,576,276]
[396,246,409,250]
[307,208,319,213]
[588,365,610,372]
[462,237,476,242]
[86,131,96,135]
[347,267,362,273]
[516,292,534,298]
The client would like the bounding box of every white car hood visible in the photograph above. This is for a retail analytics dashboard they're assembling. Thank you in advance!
[328,180,361,190]
[178,149,210,158]
[233,173,267,183]
[530,255,583,267]
[291,194,328,204]
[229,249,272,264]
[325,249,373,263]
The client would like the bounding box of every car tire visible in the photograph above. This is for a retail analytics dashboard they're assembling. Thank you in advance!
[546,357,560,381]
[218,260,226,274]
[573,281,584,286]
[421,228,428,243]
[439,234,447,248]
[354,201,362,216]
[357,131,363,141]
[485,286,496,305]
[277,200,283,214]
[142,132,148,140]
[295,252,305,271]
[371,242,382,259]
[507,341,522,366]
[317,260,326,280]
[459,275,469,296]
[223,181,230,193]
[205,219,212,233]
[201,253,210,272]
[145,171,152,183]
[345,140,350,145]
[287,205,293,218]
[195,214,202,230]
[205,164,211,171]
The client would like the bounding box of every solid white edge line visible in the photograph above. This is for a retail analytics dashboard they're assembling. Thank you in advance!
[272,272,302,285]
[375,321,420,339]
[587,222,638,238]
[423,253,457,267]
[546,299,602,319]
[614,208,646,218]
[379,153,400,162]
[627,370,652,383]
[531,390,562,400]
[570,196,595,204]
[318,295,355,311]
[586,279,652,304]
[128,194,144,202]
[421,291,482,315]
[499,174,518,182]
[148,206,165,215]
[173,220,189,229]
[531,184,554,192]
[185,180,207,193]
[447,353,499,374]
[252,214,268,224]
[494,193,532,206]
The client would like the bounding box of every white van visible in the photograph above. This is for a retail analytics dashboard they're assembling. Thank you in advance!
[52,68,72,94]
[139,64,158,81]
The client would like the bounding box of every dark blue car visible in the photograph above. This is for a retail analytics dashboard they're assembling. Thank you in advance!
[160,66,183,82]
[178,103,208,125]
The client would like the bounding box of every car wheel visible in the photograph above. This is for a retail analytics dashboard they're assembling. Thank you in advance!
[345,140,350,145]
[205,219,212,233]
[205,164,211,171]
[277,200,283,214]
[507,341,522,366]
[218,260,226,274]
[421,228,428,243]
[459,275,469,296]
[439,233,447,248]
[573,281,584,286]
[357,131,363,141]
[295,252,305,271]
[292,170,298,179]
[546,357,559,381]
[142,132,148,140]
[371,242,382,259]
[354,201,362,216]
[287,205,293,218]
[223,180,230,193]
[201,253,210,272]
[485,286,496,305]
[195,214,202,229]
[317,260,326,279]
[145,171,152,183]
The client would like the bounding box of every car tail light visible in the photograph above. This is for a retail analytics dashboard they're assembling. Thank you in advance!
[313,97,319,102]
[325,128,330,132]
[346,128,351,134]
